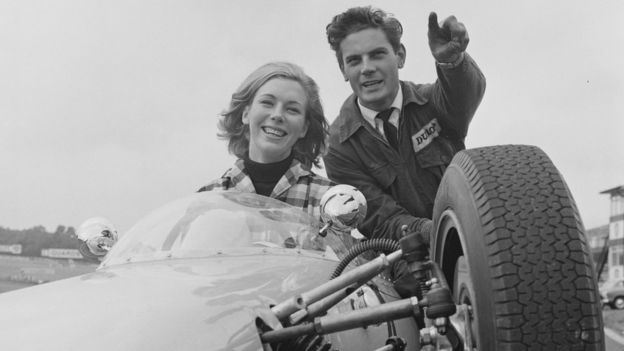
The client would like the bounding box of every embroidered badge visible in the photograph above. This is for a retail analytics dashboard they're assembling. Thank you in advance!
[411,119,441,153]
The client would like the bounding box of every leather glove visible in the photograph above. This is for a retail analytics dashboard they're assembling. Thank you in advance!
[428,12,469,64]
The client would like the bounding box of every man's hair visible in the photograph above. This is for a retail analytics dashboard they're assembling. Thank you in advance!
[326,6,403,69]
[218,61,329,170]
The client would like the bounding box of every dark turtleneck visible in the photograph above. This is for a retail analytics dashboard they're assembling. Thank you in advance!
[244,153,294,196]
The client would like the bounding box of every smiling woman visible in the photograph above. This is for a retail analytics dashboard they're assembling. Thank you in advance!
[197,62,335,221]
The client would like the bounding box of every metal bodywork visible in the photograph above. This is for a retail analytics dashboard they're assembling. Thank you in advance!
[0,192,418,350]
[601,280,624,309]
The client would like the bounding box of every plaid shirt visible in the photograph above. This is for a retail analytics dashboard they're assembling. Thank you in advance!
[197,158,335,219]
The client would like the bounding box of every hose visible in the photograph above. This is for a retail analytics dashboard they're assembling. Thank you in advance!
[330,238,400,280]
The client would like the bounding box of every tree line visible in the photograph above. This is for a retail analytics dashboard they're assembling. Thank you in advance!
[0,225,82,257]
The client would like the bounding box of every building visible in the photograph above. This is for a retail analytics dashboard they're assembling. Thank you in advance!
[586,225,609,282]
[600,185,624,281]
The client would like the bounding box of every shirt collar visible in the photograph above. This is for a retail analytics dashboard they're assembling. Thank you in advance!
[357,84,403,127]
[335,81,428,144]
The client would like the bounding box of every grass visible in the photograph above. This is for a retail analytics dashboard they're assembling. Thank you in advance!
[0,254,97,294]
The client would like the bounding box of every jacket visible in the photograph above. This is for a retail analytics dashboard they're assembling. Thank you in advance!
[324,53,486,240]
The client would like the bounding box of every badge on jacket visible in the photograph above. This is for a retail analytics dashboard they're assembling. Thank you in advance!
[411,118,441,153]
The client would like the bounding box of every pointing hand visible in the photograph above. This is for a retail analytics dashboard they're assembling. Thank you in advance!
[428,12,469,63]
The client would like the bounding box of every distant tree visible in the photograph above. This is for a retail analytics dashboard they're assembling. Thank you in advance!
[54,225,66,235]
[31,225,46,233]
[0,224,83,258]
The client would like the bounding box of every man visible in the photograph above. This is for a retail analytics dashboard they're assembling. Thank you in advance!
[324,7,486,241]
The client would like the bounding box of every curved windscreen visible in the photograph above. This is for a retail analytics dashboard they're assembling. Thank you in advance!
[102,192,345,266]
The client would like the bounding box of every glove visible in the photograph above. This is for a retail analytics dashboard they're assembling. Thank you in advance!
[417,219,433,247]
[428,12,469,64]
[403,218,433,248]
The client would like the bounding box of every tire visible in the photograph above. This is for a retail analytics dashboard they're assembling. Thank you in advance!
[431,145,604,350]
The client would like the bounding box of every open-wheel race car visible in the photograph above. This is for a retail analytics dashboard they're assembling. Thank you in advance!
[0,145,604,350]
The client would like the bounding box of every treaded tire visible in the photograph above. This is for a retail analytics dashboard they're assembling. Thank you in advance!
[431,145,604,350]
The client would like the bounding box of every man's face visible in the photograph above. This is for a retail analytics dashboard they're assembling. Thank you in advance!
[339,28,405,111]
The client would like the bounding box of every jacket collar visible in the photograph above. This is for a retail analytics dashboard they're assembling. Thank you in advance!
[226,158,312,197]
[335,81,429,143]
[270,159,312,197]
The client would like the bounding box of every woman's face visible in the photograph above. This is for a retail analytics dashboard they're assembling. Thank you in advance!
[243,78,308,163]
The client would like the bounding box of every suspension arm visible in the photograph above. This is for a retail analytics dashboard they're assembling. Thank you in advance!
[262,297,421,343]
[271,250,403,321]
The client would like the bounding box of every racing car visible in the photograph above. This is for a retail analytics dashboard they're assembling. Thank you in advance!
[0,145,604,350]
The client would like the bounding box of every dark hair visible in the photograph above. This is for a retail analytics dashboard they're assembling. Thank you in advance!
[326,6,403,69]
[217,62,328,169]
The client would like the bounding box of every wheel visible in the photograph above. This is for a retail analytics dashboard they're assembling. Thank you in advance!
[613,297,624,310]
[431,145,604,350]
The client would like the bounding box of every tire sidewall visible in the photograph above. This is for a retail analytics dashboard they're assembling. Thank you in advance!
[432,163,497,350]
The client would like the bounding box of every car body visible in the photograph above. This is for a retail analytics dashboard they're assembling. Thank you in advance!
[0,191,418,350]
[600,280,624,309]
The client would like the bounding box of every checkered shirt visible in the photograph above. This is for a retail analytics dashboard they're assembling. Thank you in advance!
[197,158,335,219]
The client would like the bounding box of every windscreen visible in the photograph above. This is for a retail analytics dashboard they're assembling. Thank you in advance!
[102,192,345,266]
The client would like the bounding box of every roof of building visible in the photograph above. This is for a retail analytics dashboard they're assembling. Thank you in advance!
[586,224,609,239]
[600,185,624,196]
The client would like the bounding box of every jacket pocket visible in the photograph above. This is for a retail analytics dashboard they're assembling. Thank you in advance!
[415,143,451,178]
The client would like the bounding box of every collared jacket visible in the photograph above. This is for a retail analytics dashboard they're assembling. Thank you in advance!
[197,158,335,220]
[324,53,486,240]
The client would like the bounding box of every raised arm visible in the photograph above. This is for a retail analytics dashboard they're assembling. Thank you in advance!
[426,12,486,139]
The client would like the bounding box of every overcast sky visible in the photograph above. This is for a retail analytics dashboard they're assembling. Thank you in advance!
[1,0,622,234]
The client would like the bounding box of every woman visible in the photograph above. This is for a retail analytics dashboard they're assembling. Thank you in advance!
[198,62,334,220]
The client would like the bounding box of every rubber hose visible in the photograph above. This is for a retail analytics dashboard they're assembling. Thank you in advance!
[330,238,400,279]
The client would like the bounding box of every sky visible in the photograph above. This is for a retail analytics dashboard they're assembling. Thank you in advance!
[1,0,622,234]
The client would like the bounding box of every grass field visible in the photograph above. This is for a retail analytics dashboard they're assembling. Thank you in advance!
[0,254,98,294]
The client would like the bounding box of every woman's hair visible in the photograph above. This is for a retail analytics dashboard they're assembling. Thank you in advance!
[218,61,329,169]
[326,6,403,70]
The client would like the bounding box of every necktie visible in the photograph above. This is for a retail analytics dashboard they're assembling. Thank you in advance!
[377,108,398,150]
